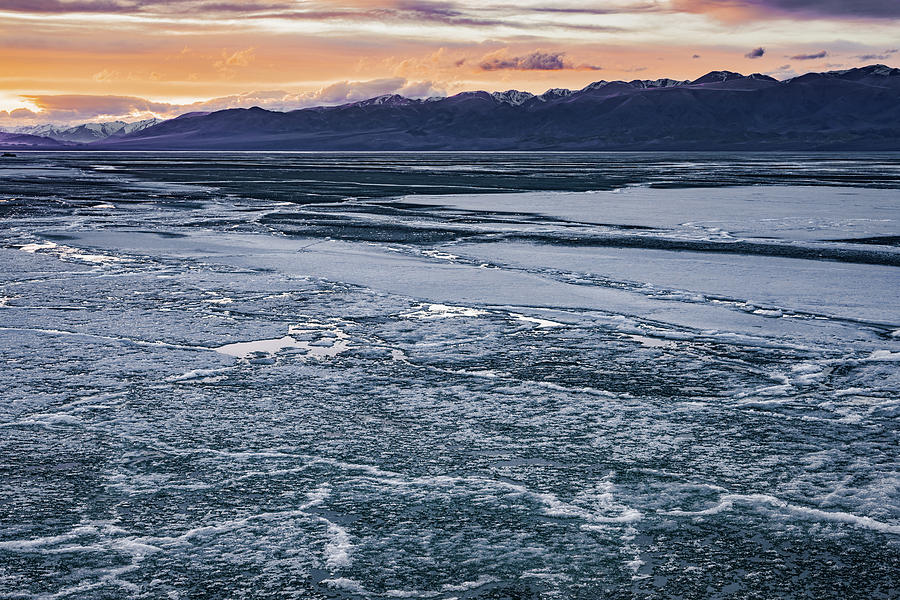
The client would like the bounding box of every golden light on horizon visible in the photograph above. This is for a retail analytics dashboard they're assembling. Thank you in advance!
[1,0,898,125]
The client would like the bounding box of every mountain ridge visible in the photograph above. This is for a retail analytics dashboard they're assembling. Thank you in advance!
[3,65,899,151]
[8,118,161,143]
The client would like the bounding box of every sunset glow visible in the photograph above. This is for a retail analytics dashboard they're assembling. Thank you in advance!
[1,0,898,124]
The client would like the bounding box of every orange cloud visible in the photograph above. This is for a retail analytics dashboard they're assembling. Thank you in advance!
[214,47,256,79]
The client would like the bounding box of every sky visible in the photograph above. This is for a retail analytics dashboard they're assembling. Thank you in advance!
[1,0,898,125]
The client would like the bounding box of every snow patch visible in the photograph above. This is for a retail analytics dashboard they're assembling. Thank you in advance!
[214,320,351,360]
[509,312,564,328]
[422,249,458,261]
[19,241,122,264]
[402,303,488,319]
[867,350,900,362]
[664,493,900,534]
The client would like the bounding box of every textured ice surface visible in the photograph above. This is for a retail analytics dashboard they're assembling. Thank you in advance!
[1,153,898,599]
[406,186,900,242]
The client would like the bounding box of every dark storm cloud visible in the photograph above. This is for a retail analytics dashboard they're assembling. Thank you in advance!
[790,50,827,60]
[744,47,766,59]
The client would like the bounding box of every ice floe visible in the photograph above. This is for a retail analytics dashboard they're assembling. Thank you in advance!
[19,240,123,264]
[421,249,459,261]
[214,321,351,360]
[867,350,900,361]
[508,312,564,328]
[402,303,489,319]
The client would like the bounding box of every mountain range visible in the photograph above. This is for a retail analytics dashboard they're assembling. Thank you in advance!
[9,118,161,143]
[2,65,899,151]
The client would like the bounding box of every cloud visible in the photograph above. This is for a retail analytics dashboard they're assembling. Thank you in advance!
[2,0,897,38]
[761,0,900,18]
[214,47,255,73]
[478,50,600,71]
[853,49,898,61]
[185,78,447,113]
[480,51,565,71]
[0,107,39,119]
[0,0,629,33]
[672,0,900,20]
[692,54,701,59]
[92,69,119,81]
[790,50,827,60]
[765,65,797,79]
[391,79,445,97]
[309,77,445,103]
[24,94,170,113]
[91,69,159,82]
[1,93,173,126]
[744,47,765,59]
[1,78,450,126]
[220,48,255,67]
[0,0,292,14]
[0,0,132,13]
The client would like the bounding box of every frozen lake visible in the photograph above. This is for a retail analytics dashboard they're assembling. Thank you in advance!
[1,153,898,599]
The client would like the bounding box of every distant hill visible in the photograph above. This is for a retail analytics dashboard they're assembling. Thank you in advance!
[3,65,900,151]
[0,131,72,148]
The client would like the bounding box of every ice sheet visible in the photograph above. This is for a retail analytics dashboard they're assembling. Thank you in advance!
[2,155,898,600]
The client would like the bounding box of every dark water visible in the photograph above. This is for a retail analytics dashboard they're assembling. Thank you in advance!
[1,153,898,599]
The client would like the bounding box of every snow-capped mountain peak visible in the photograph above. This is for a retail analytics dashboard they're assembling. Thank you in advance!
[490,90,535,105]
[10,118,162,143]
